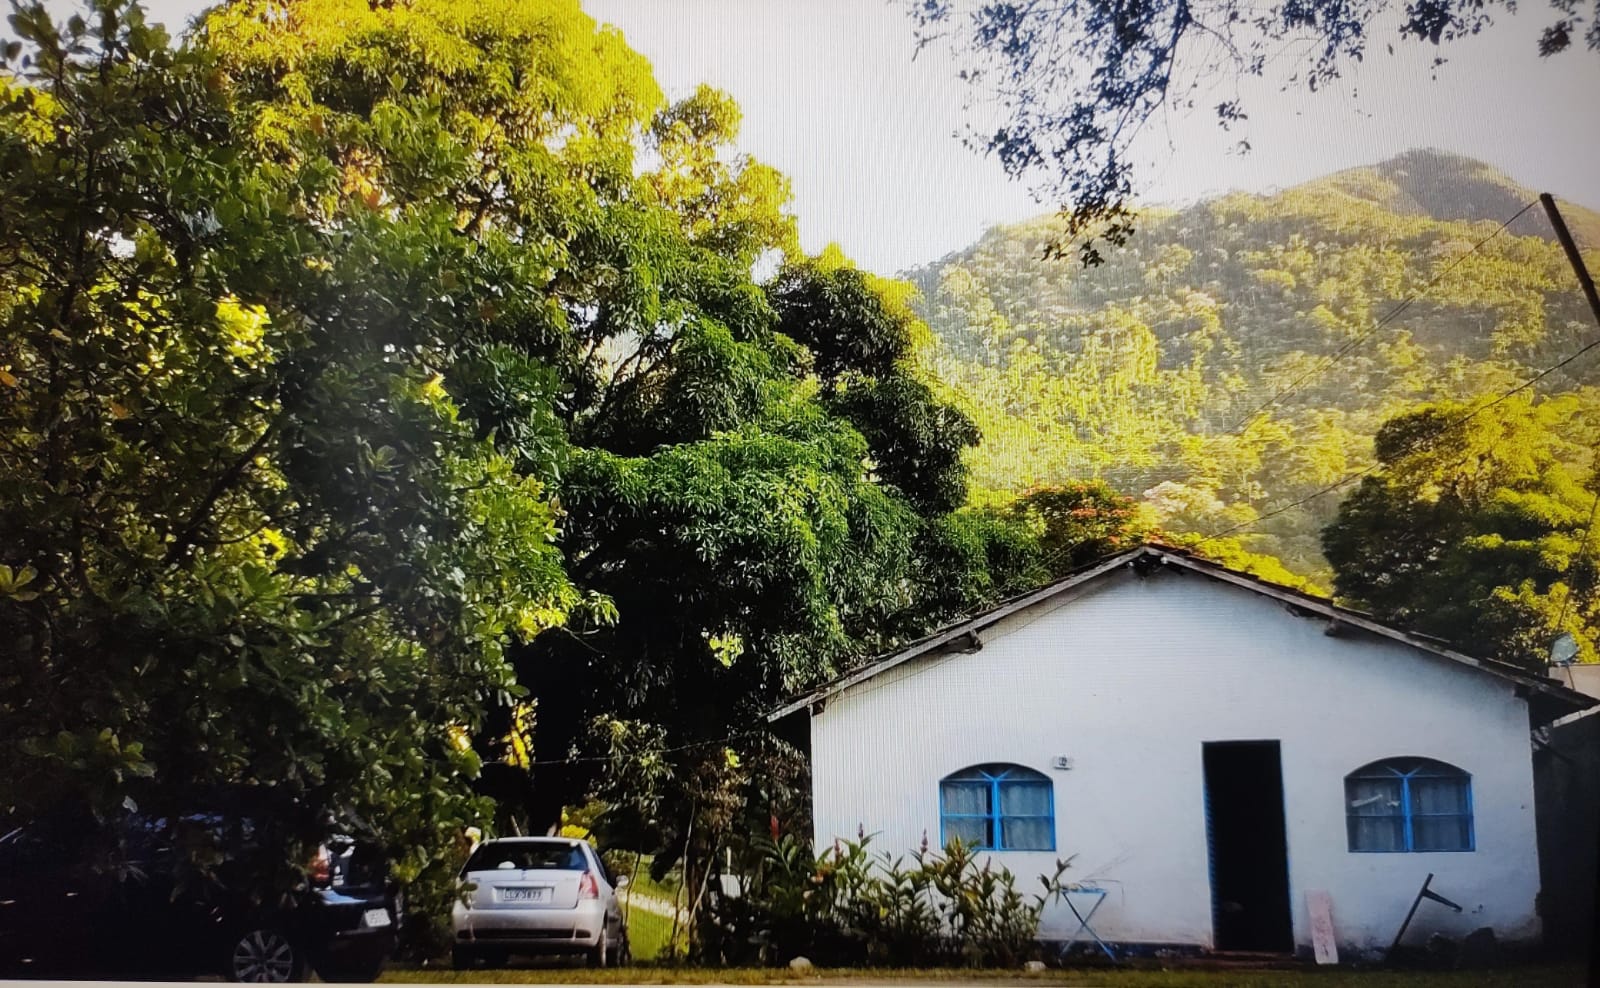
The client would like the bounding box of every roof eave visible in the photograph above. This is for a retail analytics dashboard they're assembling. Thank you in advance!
[766,548,1147,721]
[1153,550,1597,723]
[767,544,1597,724]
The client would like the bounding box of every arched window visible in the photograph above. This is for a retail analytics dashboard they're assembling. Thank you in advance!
[939,764,1054,851]
[1345,758,1473,853]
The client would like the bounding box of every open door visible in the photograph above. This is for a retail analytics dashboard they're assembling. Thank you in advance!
[1202,741,1294,953]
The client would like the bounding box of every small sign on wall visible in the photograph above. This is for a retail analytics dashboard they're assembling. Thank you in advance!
[1051,756,1073,770]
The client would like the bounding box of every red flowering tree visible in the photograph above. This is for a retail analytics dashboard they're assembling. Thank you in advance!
[1010,480,1155,577]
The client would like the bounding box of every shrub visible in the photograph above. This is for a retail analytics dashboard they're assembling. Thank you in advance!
[698,833,1071,967]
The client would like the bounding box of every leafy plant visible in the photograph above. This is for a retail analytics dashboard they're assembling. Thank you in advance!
[699,833,1072,967]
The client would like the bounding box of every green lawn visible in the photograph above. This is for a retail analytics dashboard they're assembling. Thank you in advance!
[625,905,682,962]
[383,962,1590,986]
[622,853,684,903]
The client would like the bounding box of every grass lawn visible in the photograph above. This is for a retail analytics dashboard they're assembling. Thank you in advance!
[625,905,683,961]
[622,853,684,903]
[382,962,1590,986]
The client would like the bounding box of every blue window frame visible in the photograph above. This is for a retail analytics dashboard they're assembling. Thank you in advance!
[939,764,1054,851]
[1345,758,1474,853]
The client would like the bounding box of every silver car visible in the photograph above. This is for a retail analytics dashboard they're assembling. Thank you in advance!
[450,838,631,969]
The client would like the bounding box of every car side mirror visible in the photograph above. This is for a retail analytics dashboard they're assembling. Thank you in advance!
[616,875,630,889]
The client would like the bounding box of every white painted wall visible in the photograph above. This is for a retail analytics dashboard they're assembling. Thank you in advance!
[808,567,1543,958]
[1550,663,1600,700]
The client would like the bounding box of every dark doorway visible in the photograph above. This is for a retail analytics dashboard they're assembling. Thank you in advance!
[1202,741,1294,953]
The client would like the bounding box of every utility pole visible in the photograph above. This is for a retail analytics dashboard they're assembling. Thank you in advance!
[1541,193,1600,330]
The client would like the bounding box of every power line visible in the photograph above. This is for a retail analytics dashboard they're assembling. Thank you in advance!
[1193,330,1600,547]
[1223,200,1540,436]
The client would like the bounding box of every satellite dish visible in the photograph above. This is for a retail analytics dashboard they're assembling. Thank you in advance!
[1549,632,1580,666]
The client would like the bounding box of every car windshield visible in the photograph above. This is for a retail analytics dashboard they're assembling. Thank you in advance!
[464,841,587,873]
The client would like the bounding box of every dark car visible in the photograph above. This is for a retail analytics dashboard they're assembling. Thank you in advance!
[0,800,400,982]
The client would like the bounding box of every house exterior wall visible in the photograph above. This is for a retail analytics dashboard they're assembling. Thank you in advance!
[808,567,1543,959]
[1549,662,1600,700]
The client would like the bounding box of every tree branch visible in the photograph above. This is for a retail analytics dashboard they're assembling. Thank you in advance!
[163,416,282,566]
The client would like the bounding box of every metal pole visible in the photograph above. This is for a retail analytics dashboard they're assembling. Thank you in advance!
[1541,194,1600,330]
[1386,873,1434,962]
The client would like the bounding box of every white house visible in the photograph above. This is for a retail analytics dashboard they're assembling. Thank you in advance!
[770,546,1596,961]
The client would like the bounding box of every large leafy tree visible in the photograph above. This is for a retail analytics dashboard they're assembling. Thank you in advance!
[194,0,807,852]
[907,0,1600,264]
[2,2,1075,954]
[0,0,581,903]
[193,0,1023,910]
[1322,394,1600,668]
[524,251,992,903]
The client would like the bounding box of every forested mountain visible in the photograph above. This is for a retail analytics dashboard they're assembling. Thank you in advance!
[907,149,1600,585]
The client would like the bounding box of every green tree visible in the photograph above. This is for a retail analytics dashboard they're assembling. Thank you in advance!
[521,248,989,931]
[192,2,1019,935]
[0,0,580,913]
[774,251,980,515]
[1322,395,1600,668]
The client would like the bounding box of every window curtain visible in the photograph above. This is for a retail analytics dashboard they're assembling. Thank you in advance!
[998,781,1051,850]
[1345,760,1472,853]
[1410,775,1472,851]
[1346,775,1404,852]
[941,780,991,847]
[941,780,990,815]
[999,817,1051,850]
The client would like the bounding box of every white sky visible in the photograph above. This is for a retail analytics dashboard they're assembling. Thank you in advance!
[126,0,1600,274]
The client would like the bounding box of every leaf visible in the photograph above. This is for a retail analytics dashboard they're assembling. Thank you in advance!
[0,368,16,387]
[0,564,38,597]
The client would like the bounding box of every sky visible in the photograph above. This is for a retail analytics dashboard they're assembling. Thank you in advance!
[125,0,1600,274]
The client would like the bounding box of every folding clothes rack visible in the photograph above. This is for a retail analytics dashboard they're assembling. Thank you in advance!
[1053,884,1117,962]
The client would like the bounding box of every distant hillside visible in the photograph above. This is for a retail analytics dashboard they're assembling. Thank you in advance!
[1306,149,1600,246]
[907,151,1600,581]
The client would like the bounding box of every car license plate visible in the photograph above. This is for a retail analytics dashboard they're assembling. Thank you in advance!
[363,908,391,928]
[498,886,549,903]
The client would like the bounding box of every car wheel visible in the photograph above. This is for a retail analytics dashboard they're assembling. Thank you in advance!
[587,928,608,969]
[223,927,307,983]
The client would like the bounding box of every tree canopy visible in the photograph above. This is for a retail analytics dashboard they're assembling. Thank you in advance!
[0,0,584,894]
[1,0,1068,941]
[1323,394,1600,668]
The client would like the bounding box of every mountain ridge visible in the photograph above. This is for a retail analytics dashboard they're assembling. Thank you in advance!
[904,150,1599,279]
[905,149,1600,583]
[1304,149,1600,246]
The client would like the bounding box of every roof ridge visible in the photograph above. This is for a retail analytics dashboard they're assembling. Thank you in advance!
[768,542,1595,724]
